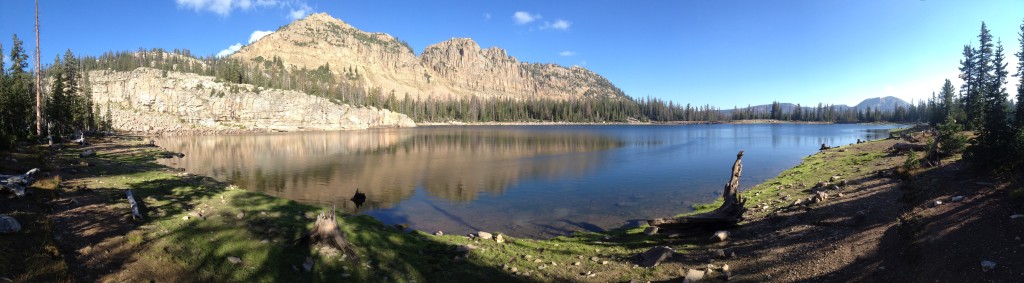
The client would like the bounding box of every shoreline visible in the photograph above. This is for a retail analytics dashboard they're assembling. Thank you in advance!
[2,127,1012,282]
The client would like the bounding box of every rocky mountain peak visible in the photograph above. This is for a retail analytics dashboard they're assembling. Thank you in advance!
[232,12,625,101]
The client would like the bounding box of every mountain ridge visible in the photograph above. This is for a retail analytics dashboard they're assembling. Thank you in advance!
[231,13,625,102]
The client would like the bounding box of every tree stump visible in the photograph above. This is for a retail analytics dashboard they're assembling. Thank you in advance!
[647,151,747,235]
[295,207,358,260]
[1,168,39,198]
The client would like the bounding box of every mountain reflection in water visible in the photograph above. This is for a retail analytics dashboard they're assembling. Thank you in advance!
[156,127,622,211]
[156,124,903,238]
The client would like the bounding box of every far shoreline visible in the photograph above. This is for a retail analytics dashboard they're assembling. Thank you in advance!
[416,119,903,126]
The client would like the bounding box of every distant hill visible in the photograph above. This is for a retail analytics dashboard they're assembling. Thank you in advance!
[724,96,910,115]
[853,96,911,111]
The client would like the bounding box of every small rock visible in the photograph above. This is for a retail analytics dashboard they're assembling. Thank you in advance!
[182,215,190,221]
[590,256,599,261]
[729,251,737,258]
[303,256,314,272]
[534,259,542,263]
[950,196,965,202]
[573,261,581,266]
[601,260,609,265]
[477,231,493,240]
[341,273,351,278]
[981,260,996,272]
[227,256,242,265]
[711,230,730,242]
[722,264,730,272]
[813,191,829,202]
[510,267,518,273]
[829,176,841,182]
[683,268,706,283]
[235,212,245,219]
[0,216,22,233]
[639,246,675,267]
[551,261,557,266]
[644,226,659,235]
[710,249,726,259]
[524,254,533,260]
[931,200,943,207]
[837,193,845,198]
[792,198,804,206]
[495,234,505,243]
[434,231,444,236]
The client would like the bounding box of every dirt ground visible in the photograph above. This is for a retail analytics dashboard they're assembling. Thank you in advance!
[648,135,1024,282]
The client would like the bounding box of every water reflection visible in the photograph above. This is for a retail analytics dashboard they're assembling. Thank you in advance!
[156,128,623,212]
[156,124,904,238]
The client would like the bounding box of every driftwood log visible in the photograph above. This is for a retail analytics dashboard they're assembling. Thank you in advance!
[889,143,927,154]
[647,151,747,235]
[126,189,143,220]
[1,168,40,198]
[295,207,358,260]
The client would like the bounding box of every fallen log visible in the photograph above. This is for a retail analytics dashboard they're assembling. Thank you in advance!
[647,151,747,235]
[0,168,40,198]
[890,143,927,154]
[295,207,358,261]
[126,189,143,220]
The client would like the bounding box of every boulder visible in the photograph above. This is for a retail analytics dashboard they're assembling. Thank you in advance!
[0,215,22,233]
[476,231,493,240]
[639,246,675,267]
[711,230,730,242]
[683,268,706,283]
[227,256,242,265]
[980,260,996,272]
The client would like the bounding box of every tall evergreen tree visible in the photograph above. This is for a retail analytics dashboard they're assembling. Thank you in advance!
[4,35,36,141]
[967,41,1013,169]
[939,79,957,124]
[1015,19,1024,127]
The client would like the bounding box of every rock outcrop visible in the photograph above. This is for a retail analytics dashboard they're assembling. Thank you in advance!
[231,13,625,101]
[88,68,415,134]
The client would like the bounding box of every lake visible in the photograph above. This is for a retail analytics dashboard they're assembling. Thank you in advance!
[154,123,902,238]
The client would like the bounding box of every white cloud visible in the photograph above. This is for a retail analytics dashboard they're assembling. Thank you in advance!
[513,11,540,25]
[249,30,274,43]
[176,0,309,19]
[176,0,279,16]
[558,51,575,56]
[288,3,312,20]
[547,19,572,30]
[216,43,243,57]
[484,13,492,20]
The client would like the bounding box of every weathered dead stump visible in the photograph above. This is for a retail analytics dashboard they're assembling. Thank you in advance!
[295,207,358,260]
[126,189,143,220]
[647,151,747,235]
[1,168,40,198]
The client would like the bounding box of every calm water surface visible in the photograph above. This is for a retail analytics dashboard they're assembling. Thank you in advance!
[155,124,902,238]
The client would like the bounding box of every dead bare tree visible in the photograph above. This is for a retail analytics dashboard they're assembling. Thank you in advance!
[34,0,43,137]
[647,151,747,235]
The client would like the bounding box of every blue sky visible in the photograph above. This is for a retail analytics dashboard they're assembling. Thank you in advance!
[1,0,1022,108]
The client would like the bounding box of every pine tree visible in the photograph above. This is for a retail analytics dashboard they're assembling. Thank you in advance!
[1014,19,1024,128]
[4,35,36,141]
[967,41,1013,169]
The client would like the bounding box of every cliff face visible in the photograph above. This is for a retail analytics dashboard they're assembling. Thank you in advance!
[88,68,415,134]
[231,13,626,101]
